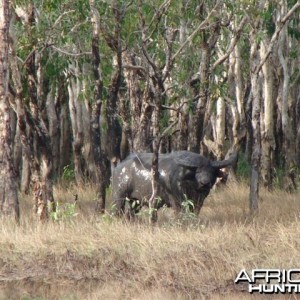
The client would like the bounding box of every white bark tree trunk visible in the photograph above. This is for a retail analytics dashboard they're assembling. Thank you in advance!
[260,40,275,189]
[68,63,84,183]
[249,27,262,213]
[46,88,59,176]
[0,0,19,220]
[278,0,297,191]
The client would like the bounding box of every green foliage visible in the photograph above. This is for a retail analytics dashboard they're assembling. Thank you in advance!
[288,21,300,40]
[261,3,276,36]
[147,206,158,218]
[273,167,285,189]
[62,165,75,182]
[50,201,78,222]
[180,195,197,221]
[236,152,251,179]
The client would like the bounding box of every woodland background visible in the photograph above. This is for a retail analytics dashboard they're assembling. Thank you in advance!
[1,0,300,222]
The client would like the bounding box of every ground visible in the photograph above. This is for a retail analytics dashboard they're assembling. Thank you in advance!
[0,182,300,299]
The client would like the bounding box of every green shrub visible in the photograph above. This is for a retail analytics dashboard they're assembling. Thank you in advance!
[50,201,78,222]
[236,152,251,179]
[62,164,75,182]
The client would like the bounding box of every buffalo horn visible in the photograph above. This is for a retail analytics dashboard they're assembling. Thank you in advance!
[211,152,238,169]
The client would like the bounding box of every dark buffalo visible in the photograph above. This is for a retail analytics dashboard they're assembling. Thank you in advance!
[112,151,237,218]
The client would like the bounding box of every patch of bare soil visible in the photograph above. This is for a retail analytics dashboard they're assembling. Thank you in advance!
[0,257,292,300]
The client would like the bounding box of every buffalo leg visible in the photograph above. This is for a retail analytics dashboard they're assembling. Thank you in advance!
[113,193,126,216]
[194,191,209,215]
[125,199,142,220]
[194,199,205,215]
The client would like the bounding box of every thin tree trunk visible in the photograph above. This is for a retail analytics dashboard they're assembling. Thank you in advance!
[189,20,220,153]
[9,11,32,196]
[106,59,122,162]
[249,28,261,213]
[89,0,110,213]
[177,8,189,150]
[46,88,59,178]
[122,50,141,152]
[234,45,245,124]
[134,80,153,152]
[215,97,225,160]
[67,63,84,184]
[13,123,22,179]
[21,154,31,193]
[122,50,155,153]
[260,41,275,189]
[228,48,246,153]
[277,1,297,191]
[82,64,97,180]
[190,43,210,153]
[149,82,164,223]
[54,78,71,175]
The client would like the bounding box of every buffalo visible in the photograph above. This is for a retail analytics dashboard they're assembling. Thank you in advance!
[112,151,237,219]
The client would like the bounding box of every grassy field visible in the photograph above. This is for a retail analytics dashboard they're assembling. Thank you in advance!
[1,181,300,299]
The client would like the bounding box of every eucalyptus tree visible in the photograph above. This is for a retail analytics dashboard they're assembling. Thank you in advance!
[0,0,20,221]
[11,0,93,218]
[10,0,59,220]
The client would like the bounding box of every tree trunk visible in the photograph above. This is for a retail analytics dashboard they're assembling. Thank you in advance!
[122,50,153,153]
[105,58,122,162]
[215,97,225,160]
[21,154,31,194]
[59,103,71,175]
[25,60,54,220]
[82,63,97,180]
[149,81,165,223]
[89,0,110,213]
[9,11,32,196]
[134,80,153,152]
[189,20,220,153]
[278,2,297,191]
[189,42,210,153]
[260,40,275,189]
[67,63,84,184]
[177,10,189,150]
[228,48,246,153]
[13,122,22,179]
[46,87,60,178]
[249,29,261,213]
[0,0,19,220]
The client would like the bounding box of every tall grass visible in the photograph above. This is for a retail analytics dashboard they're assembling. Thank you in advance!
[1,182,300,299]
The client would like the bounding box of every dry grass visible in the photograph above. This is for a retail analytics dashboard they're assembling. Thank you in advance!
[1,182,300,299]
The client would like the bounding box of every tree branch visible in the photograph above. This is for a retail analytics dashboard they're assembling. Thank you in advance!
[212,15,248,71]
[49,45,92,57]
[171,1,222,62]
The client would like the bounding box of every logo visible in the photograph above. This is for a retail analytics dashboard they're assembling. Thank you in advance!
[235,269,300,294]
